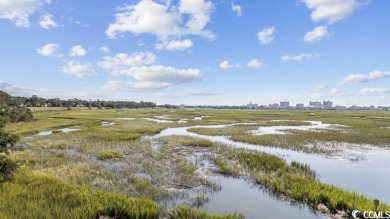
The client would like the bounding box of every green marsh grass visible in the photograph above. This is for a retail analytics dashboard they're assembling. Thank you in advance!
[209,155,240,176]
[0,169,159,219]
[167,205,243,219]
[97,150,124,160]
[158,136,214,148]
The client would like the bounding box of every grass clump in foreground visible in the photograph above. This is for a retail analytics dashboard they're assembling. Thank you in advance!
[0,169,159,219]
[167,205,243,219]
[97,150,124,160]
[159,136,214,148]
[210,155,240,176]
[225,151,390,215]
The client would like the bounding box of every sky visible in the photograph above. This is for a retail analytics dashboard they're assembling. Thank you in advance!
[0,0,389,106]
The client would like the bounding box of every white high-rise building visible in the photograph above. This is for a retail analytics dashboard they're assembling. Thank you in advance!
[280,101,289,108]
[323,100,332,108]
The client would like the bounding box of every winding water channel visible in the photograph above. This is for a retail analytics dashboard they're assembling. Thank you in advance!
[149,121,390,218]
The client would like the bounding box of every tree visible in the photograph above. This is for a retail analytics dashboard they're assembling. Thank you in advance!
[0,109,19,183]
[0,90,30,183]
[0,154,18,183]
[0,121,19,154]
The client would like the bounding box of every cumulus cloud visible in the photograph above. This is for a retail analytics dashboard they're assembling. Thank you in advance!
[247,59,264,68]
[105,0,215,40]
[69,45,86,57]
[304,25,329,42]
[39,14,58,29]
[99,51,202,92]
[0,0,51,27]
[301,0,361,24]
[99,46,110,53]
[102,65,202,92]
[341,70,390,84]
[157,89,225,98]
[102,81,172,92]
[0,81,52,97]
[281,53,320,61]
[36,43,60,57]
[257,27,275,45]
[314,82,329,89]
[62,61,97,77]
[231,2,242,17]
[98,52,157,72]
[156,39,193,51]
[112,65,201,83]
[359,88,390,96]
[331,88,342,94]
[219,60,234,69]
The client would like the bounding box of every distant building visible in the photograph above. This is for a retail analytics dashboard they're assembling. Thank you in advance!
[296,103,304,109]
[247,102,258,109]
[323,100,333,108]
[334,105,347,110]
[309,101,322,107]
[269,103,279,109]
[280,101,289,108]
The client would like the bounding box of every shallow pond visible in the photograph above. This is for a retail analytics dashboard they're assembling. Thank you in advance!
[198,176,325,219]
[38,127,80,136]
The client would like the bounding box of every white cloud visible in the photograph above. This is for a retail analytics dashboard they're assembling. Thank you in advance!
[331,88,342,94]
[0,0,51,27]
[0,81,52,97]
[219,60,233,69]
[103,65,202,92]
[304,25,329,42]
[99,51,201,92]
[314,82,329,89]
[62,61,97,77]
[98,52,157,71]
[247,59,264,68]
[157,89,225,98]
[105,0,215,40]
[301,0,361,24]
[39,14,58,29]
[102,81,172,92]
[99,46,110,53]
[179,0,214,38]
[330,88,352,97]
[257,27,275,45]
[36,43,60,57]
[231,2,242,17]
[281,53,320,61]
[341,70,390,84]
[359,88,390,96]
[69,45,86,57]
[156,39,193,51]
[112,65,201,84]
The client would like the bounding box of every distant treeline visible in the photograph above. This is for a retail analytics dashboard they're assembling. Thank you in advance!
[5,93,178,109]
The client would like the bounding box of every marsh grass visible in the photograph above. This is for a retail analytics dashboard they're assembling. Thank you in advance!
[0,169,159,219]
[189,115,390,155]
[97,150,124,160]
[158,136,214,148]
[191,194,209,208]
[167,205,243,219]
[209,155,240,176]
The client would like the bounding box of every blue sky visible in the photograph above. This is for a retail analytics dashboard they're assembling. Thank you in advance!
[0,0,389,106]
